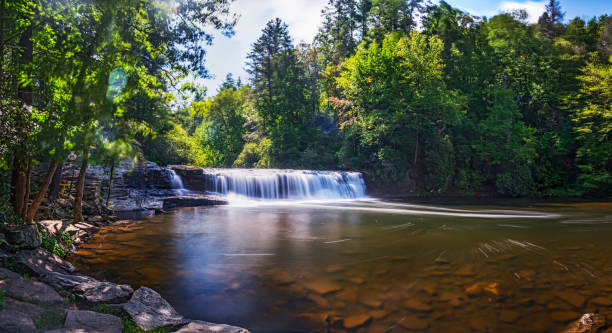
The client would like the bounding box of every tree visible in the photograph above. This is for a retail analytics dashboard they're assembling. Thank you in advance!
[571,55,612,195]
[337,32,464,182]
[538,0,565,38]
[246,18,311,167]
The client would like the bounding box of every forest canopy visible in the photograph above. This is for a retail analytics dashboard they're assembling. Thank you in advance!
[1,0,611,224]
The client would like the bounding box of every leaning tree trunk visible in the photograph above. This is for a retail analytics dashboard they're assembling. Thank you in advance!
[25,161,59,221]
[73,154,89,223]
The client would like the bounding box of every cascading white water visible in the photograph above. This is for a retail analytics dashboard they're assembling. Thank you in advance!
[169,169,184,190]
[203,169,367,201]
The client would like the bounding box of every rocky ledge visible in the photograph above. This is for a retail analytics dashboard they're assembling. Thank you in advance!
[0,223,249,333]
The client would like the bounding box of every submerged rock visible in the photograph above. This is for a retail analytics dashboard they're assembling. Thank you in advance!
[553,291,587,308]
[0,278,63,304]
[561,313,605,333]
[162,195,228,210]
[303,280,342,295]
[343,314,372,329]
[123,286,187,331]
[1,224,41,251]
[64,310,123,333]
[13,248,74,276]
[175,321,250,333]
[42,272,133,304]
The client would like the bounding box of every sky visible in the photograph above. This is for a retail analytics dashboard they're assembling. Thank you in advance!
[200,0,611,95]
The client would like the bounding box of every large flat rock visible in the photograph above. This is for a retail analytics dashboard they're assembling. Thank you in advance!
[2,296,47,318]
[42,272,133,304]
[123,286,187,331]
[0,278,63,304]
[64,310,123,333]
[0,309,37,333]
[175,321,250,333]
[13,248,74,276]
[0,267,20,280]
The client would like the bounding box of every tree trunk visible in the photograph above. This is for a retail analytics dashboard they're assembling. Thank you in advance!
[25,161,59,221]
[0,0,6,72]
[73,154,89,223]
[106,162,115,206]
[413,130,419,165]
[48,162,63,202]
[20,157,32,218]
[10,155,27,217]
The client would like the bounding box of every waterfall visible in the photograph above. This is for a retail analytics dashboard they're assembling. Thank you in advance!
[169,169,184,190]
[202,169,367,201]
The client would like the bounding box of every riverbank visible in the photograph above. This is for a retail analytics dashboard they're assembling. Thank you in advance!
[0,220,249,333]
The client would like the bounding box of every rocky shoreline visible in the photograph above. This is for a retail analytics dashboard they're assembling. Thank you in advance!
[0,221,249,333]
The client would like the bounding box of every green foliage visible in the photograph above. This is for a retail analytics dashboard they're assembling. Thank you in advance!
[0,290,5,311]
[92,304,169,333]
[34,313,64,330]
[495,164,534,197]
[39,232,67,258]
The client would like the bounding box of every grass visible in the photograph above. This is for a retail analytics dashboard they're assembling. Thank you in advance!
[34,313,64,330]
[92,304,170,333]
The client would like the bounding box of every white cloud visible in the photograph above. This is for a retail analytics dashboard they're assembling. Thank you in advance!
[498,0,546,23]
[201,0,327,95]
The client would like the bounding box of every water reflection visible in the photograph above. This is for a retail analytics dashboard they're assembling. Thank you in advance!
[69,200,612,332]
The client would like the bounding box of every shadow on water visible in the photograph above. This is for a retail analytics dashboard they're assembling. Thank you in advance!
[69,199,612,332]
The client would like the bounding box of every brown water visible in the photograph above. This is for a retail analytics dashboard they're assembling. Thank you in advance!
[69,200,612,332]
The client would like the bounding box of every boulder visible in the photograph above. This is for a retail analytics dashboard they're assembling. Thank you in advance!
[0,309,37,332]
[2,296,47,318]
[0,278,63,304]
[64,310,123,333]
[37,220,78,237]
[175,321,250,333]
[13,248,74,276]
[562,313,605,333]
[0,224,41,251]
[42,272,133,304]
[162,195,228,210]
[123,286,187,331]
[0,267,20,280]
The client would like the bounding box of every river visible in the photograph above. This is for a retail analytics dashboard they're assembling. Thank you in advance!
[69,198,612,332]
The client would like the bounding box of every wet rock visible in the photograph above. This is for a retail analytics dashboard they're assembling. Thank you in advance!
[163,195,228,210]
[42,272,133,304]
[0,267,20,280]
[434,257,450,265]
[307,294,330,308]
[2,297,46,318]
[123,286,187,331]
[303,280,342,295]
[297,313,329,331]
[403,299,433,312]
[343,314,371,329]
[551,311,581,322]
[500,310,520,323]
[175,321,250,333]
[469,317,490,331]
[348,277,365,285]
[561,313,605,333]
[0,278,62,303]
[455,265,476,277]
[465,282,501,298]
[38,220,79,237]
[590,296,612,307]
[399,316,429,330]
[13,248,74,276]
[361,299,383,308]
[369,309,388,319]
[553,291,587,308]
[64,310,123,333]
[0,309,37,332]
[0,224,41,251]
